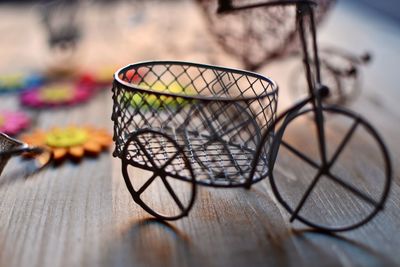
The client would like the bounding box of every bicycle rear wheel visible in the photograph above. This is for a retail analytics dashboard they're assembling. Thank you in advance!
[122,129,197,220]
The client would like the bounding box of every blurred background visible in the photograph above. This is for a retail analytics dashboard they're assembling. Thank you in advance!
[0,0,230,74]
[0,0,397,79]
[351,0,400,24]
[0,0,397,95]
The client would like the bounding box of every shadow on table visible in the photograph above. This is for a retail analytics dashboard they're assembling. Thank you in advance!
[0,159,43,187]
[108,218,208,267]
[289,229,398,266]
[128,218,189,243]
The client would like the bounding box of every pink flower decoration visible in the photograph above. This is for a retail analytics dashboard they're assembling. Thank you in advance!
[20,82,93,108]
[0,111,30,136]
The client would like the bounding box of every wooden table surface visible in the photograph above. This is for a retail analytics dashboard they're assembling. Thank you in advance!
[0,1,399,267]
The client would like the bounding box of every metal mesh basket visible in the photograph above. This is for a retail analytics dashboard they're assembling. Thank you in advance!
[112,61,278,187]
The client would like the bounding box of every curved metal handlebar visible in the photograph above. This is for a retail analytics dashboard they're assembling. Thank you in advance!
[0,133,50,176]
[0,146,45,158]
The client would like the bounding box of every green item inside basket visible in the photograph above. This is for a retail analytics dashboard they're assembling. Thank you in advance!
[123,81,194,109]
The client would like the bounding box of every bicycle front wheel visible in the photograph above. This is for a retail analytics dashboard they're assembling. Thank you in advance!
[269,106,391,232]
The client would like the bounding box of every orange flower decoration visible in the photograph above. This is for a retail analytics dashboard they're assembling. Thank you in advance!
[22,126,112,163]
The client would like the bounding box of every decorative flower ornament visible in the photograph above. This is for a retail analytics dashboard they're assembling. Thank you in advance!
[21,126,112,162]
[20,82,93,108]
[78,66,118,91]
[93,66,116,86]
[0,72,44,94]
[0,111,30,136]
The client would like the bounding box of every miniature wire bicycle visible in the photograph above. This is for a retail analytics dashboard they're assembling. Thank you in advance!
[111,0,391,232]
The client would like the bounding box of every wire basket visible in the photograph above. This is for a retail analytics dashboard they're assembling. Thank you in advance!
[112,61,278,187]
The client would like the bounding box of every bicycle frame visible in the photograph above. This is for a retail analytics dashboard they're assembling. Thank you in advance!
[217,0,331,187]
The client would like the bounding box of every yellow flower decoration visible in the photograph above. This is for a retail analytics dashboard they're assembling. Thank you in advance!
[0,73,25,88]
[39,85,74,103]
[22,126,112,162]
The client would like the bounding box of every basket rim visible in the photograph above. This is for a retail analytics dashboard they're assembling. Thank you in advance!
[113,60,278,102]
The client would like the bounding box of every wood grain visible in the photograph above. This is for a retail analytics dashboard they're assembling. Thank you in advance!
[0,1,399,267]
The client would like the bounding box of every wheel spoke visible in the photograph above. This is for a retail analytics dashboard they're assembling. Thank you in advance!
[161,150,180,170]
[161,176,185,211]
[326,171,381,208]
[218,118,252,139]
[328,118,360,168]
[290,170,324,222]
[134,136,158,168]
[137,173,159,196]
[124,129,197,220]
[281,140,320,169]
